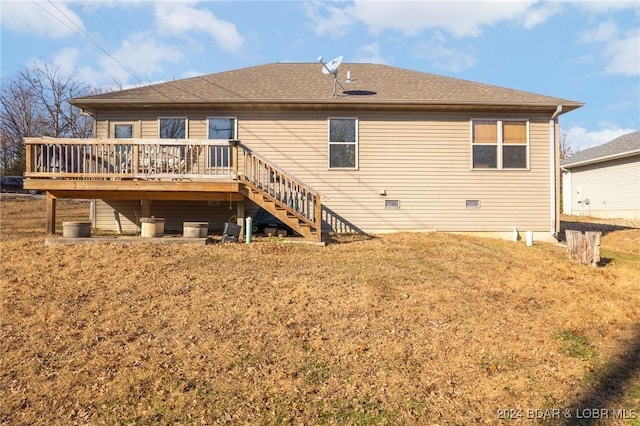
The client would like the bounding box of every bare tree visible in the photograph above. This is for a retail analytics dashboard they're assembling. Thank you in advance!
[0,64,94,175]
[559,128,574,160]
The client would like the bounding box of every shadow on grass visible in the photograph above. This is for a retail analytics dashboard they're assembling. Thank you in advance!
[323,233,377,245]
[564,325,640,425]
[558,220,637,242]
[320,206,377,245]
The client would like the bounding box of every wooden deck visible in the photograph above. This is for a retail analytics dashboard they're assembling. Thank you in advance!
[24,138,322,242]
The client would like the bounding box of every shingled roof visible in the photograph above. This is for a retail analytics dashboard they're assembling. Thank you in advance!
[562,130,640,168]
[72,62,583,113]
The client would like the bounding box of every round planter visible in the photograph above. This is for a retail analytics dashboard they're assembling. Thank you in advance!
[140,217,165,238]
[62,221,91,238]
[183,222,209,238]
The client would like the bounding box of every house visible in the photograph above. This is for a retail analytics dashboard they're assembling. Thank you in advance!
[561,130,640,220]
[23,62,583,242]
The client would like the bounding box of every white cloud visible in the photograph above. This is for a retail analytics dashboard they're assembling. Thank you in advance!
[153,2,244,52]
[0,1,84,39]
[354,43,388,64]
[580,19,618,43]
[309,1,541,38]
[523,2,563,29]
[96,33,184,84]
[27,48,81,78]
[602,28,640,75]
[575,1,640,14]
[51,48,82,77]
[580,20,640,76]
[414,33,477,73]
[564,125,637,151]
[305,1,354,37]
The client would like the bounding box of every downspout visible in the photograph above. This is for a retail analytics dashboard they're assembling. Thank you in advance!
[549,105,562,238]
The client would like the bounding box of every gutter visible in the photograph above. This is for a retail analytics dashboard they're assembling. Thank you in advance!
[69,98,584,113]
[550,105,562,238]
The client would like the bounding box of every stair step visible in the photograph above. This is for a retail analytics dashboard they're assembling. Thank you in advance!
[243,181,320,242]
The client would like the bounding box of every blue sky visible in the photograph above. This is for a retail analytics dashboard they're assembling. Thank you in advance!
[1,0,638,152]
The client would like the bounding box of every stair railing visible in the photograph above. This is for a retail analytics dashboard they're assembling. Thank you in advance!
[238,143,322,240]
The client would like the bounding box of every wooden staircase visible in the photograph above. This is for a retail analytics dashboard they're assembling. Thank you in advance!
[238,143,322,242]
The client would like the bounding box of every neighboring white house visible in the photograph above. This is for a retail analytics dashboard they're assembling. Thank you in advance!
[561,131,640,220]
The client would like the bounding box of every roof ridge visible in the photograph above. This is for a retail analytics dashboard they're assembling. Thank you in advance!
[562,130,640,166]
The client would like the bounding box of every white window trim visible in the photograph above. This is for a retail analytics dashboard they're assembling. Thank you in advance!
[207,116,237,140]
[158,116,189,139]
[328,117,359,170]
[470,118,530,170]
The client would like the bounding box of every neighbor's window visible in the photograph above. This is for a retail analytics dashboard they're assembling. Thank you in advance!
[159,117,187,139]
[472,120,528,169]
[329,117,357,169]
[208,117,236,168]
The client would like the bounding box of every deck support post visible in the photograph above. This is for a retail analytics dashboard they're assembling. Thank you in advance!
[46,192,57,235]
[141,200,151,218]
[236,200,245,241]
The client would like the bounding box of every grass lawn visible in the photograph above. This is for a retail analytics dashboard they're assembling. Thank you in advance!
[1,195,639,425]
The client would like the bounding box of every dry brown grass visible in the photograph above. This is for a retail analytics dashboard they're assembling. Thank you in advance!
[1,195,639,425]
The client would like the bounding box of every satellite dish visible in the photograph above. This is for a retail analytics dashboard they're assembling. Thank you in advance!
[320,55,343,75]
[318,55,345,98]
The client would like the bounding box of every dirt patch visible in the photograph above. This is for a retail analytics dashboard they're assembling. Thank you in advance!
[1,196,639,424]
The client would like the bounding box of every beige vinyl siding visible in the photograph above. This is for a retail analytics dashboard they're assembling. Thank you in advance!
[95,200,240,233]
[95,112,209,139]
[237,110,551,233]
[565,155,640,219]
[95,200,141,232]
[92,109,554,234]
[95,119,108,138]
[94,112,163,138]
[151,201,239,231]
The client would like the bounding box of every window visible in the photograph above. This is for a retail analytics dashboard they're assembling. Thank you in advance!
[114,124,133,138]
[159,117,186,139]
[472,120,528,169]
[112,123,134,154]
[329,118,357,169]
[208,117,236,168]
[502,121,527,168]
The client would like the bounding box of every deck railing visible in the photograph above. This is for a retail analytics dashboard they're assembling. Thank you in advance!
[24,137,322,240]
[24,138,235,180]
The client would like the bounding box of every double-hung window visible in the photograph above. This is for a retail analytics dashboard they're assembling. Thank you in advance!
[208,117,236,168]
[472,120,528,169]
[328,117,358,169]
